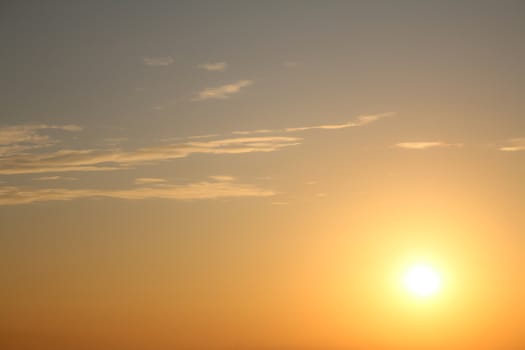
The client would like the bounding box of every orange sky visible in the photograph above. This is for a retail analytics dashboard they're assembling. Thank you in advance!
[1,1,525,349]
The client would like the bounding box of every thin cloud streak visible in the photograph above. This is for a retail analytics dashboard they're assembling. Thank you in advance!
[232,112,395,135]
[394,141,463,150]
[0,113,391,176]
[232,129,275,136]
[198,62,227,72]
[0,136,301,175]
[499,138,525,152]
[135,178,167,185]
[192,80,253,101]
[143,56,174,66]
[208,175,235,182]
[284,113,392,132]
[0,179,275,206]
[186,134,221,140]
[33,176,77,181]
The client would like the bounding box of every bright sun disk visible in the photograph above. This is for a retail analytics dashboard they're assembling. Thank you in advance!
[403,264,442,297]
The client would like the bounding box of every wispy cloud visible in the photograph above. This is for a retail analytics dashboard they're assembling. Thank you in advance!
[186,134,220,140]
[198,62,227,72]
[33,176,77,181]
[0,124,82,156]
[232,112,395,135]
[0,136,301,175]
[208,175,235,182]
[0,113,392,177]
[499,138,525,152]
[394,141,463,150]
[232,129,275,136]
[284,113,392,132]
[102,137,128,146]
[134,177,167,185]
[0,178,275,206]
[192,80,253,101]
[143,56,174,66]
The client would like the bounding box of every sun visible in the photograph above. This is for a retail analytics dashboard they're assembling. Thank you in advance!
[403,264,442,297]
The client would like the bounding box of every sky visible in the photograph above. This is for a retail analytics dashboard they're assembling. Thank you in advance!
[1,1,525,349]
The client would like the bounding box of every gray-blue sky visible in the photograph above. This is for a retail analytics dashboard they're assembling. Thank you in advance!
[2,1,524,130]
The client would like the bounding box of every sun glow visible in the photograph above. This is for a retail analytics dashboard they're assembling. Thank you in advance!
[403,264,442,297]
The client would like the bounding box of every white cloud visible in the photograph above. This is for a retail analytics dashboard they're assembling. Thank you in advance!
[143,56,174,66]
[198,62,227,72]
[192,80,253,101]
[0,178,275,206]
[394,141,463,150]
[499,138,525,152]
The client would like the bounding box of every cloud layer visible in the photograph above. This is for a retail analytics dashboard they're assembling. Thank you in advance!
[0,114,394,176]
[0,113,394,206]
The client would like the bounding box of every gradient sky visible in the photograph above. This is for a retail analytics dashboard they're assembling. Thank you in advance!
[1,1,525,349]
